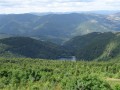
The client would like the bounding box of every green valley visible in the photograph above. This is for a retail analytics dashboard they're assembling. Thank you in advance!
[1,32,120,61]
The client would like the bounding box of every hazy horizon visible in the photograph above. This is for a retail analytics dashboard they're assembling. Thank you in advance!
[0,0,120,14]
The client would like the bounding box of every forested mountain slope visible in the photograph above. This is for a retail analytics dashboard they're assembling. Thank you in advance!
[64,32,120,60]
[0,37,68,59]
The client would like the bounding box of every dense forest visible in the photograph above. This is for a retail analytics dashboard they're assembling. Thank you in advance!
[0,57,120,90]
[0,37,69,59]
[64,32,120,60]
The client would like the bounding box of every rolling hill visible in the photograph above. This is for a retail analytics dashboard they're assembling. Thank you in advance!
[64,32,120,60]
[0,37,68,59]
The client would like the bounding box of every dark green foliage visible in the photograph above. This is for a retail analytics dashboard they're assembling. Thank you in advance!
[115,84,120,90]
[73,76,111,90]
[64,32,120,60]
[0,37,68,59]
[76,32,115,60]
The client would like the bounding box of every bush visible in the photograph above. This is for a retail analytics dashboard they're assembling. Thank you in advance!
[62,75,112,90]
[115,84,120,90]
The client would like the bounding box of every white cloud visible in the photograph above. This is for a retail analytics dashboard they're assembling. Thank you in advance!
[0,0,120,14]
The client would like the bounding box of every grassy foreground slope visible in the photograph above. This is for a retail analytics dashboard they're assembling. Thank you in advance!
[0,58,120,90]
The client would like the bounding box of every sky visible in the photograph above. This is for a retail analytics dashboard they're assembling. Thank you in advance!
[0,0,120,14]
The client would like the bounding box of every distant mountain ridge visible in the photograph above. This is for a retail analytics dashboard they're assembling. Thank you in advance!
[0,13,120,44]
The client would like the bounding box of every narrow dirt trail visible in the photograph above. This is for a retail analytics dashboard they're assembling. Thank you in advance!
[106,78,120,82]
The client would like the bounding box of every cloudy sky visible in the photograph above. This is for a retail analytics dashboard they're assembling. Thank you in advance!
[0,0,120,14]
